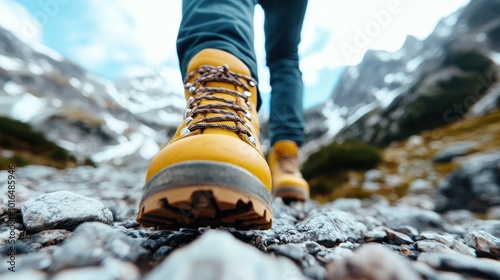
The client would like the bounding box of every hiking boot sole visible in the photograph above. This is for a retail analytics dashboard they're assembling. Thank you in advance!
[136,161,273,230]
[273,186,308,202]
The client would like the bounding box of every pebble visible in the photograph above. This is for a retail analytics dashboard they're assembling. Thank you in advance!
[364,169,383,182]
[408,179,432,192]
[362,181,380,190]
[465,230,500,259]
[21,191,113,232]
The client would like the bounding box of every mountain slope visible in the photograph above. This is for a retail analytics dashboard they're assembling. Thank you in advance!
[303,0,500,152]
[0,26,185,164]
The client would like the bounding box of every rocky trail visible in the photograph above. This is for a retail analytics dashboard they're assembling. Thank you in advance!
[2,157,500,280]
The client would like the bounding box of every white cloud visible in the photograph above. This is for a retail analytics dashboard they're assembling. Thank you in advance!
[0,0,42,43]
[67,0,181,76]
[120,0,182,65]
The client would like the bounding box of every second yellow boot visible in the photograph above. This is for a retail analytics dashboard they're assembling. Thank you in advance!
[269,140,310,202]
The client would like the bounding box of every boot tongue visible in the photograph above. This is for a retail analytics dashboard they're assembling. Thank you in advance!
[187,49,252,76]
[274,140,299,157]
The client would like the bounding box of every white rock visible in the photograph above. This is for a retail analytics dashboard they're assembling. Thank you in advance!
[21,191,113,232]
[409,179,433,192]
[362,182,380,190]
[364,169,383,182]
[406,135,424,147]
[146,230,307,280]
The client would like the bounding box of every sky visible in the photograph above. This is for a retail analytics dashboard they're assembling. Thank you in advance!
[1,0,470,112]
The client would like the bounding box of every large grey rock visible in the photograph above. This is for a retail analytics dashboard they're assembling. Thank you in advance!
[432,141,478,163]
[375,205,445,232]
[327,243,420,280]
[294,209,367,247]
[419,252,500,279]
[146,230,306,280]
[50,222,147,272]
[435,153,500,212]
[21,191,113,232]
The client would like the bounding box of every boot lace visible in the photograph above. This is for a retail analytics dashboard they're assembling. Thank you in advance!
[278,155,300,174]
[180,65,257,145]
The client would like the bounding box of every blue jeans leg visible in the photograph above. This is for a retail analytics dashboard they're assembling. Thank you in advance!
[260,0,308,147]
[176,0,308,144]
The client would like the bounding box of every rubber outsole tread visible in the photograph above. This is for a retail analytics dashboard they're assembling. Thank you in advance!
[137,186,272,230]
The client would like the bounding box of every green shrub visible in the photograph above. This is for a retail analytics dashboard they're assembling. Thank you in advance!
[0,116,76,167]
[12,154,28,167]
[302,139,381,180]
[0,154,29,169]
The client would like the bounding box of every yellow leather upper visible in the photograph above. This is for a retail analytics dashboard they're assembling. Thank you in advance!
[146,49,271,191]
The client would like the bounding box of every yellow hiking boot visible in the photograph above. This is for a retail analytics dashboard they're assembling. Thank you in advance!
[269,140,309,202]
[136,49,272,230]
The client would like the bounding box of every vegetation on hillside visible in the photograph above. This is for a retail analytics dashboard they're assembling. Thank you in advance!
[302,139,381,196]
[0,116,92,169]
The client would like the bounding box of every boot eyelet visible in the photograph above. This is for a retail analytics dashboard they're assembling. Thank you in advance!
[244,111,252,121]
[180,127,190,137]
[244,122,252,130]
[185,117,194,125]
[246,134,256,146]
[246,101,251,107]
[189,86,196,93]
[184,82,191,89]
[184,108,192,118]
[243,90,251,97]
[249,81,256,87]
